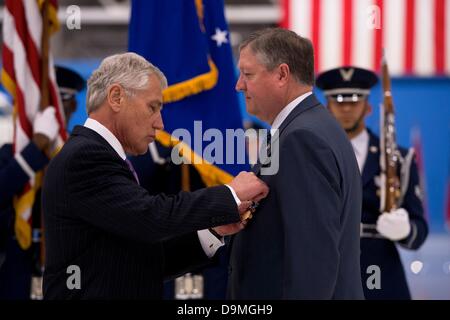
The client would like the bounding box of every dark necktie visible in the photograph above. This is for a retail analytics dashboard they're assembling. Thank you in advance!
[265,131,272,158]
[261,131,272,165]
[125,159,140,185]
[252,131,272,175]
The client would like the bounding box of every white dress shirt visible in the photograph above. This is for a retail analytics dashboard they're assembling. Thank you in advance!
[350,129,369,173]
[83,118,226,257]
[84,118,126,160]
[270,91,313,135]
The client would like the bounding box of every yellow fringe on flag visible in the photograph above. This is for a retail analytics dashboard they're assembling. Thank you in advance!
[162,58,218,104]
[195,0,205,32]
[14,214,32,250]
[1,70,18,123]
[13,171,43,249]
[156,130,234,186]
[38,0,60,34]
[1,69,16,100]
[161,0,216,104]
[47,3,60,34]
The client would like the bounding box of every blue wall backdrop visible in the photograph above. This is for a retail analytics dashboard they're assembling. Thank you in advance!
[60,59,450,233]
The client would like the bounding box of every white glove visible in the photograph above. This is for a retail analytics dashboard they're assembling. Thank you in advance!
[376,208,411,241]
[33,106,59,141]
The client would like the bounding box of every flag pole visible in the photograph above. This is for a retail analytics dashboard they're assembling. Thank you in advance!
[40,0,50,110]
[31,0,51,300]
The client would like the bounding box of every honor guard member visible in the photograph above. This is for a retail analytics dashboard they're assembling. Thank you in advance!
[316,66,428,300]
[0,66,85,299]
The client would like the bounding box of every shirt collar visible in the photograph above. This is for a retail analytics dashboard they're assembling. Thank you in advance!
[84,118,127,160]
[350,129,369,155]
[350,129,369,172]
[270,91,313,135]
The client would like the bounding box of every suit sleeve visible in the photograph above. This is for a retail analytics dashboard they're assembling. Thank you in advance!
[0,143,48,210]
[398,154,428,249]
[275,129,342,299]
[63,145,240,245]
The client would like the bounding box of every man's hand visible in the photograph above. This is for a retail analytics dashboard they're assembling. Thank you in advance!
[32,133,51,152]
[228,171,269,202]
[211,220,248,237]
[209,202,253,237]
[32,106,59,152]
[376,208,411,241]
[238,200,252,215]
[239,200,258,221]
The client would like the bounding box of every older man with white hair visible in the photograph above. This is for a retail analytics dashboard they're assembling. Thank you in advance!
[42,52,268,299]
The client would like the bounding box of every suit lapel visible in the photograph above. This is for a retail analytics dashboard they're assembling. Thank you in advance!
[251,94,321,177]
[71,125,129,169]
[271,94,321,146]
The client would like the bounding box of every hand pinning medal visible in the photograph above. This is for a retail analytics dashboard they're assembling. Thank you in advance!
[240,201,259,221]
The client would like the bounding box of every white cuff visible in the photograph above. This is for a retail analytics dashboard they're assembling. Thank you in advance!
[14,152,35,179]
[225,184,241,206]
[197,229,225,258]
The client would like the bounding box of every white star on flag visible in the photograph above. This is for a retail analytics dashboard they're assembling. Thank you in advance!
[211,28,228,47]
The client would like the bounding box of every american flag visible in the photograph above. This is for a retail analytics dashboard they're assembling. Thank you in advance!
[1,0,65,249]
[281,0,450,76]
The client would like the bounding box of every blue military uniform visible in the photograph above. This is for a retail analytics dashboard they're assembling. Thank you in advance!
[316,66,429,300]
[360,129,428,299]
[0,143,49,299]
[0,66,84,299]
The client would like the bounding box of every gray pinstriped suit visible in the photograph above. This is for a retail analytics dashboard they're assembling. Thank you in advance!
[42,126,239,299]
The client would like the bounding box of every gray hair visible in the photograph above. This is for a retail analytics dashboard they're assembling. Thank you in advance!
[240,28,315,86]
[86,52,168,113]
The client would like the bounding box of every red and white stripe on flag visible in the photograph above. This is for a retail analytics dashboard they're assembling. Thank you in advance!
[281,0,450,76]
[1,0,65,249]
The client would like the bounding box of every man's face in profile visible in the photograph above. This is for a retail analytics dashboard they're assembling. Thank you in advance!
[119,74,164,156]
[235,46,281,124]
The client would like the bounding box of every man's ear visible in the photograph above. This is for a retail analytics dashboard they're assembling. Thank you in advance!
[107,84,123,112]
[277,63,290,86]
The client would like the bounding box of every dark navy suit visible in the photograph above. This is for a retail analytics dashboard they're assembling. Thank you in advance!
[229,94,364,299]
[360,129,428,300]
[0,142,48,299]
